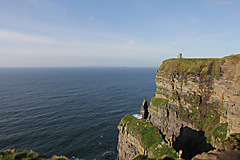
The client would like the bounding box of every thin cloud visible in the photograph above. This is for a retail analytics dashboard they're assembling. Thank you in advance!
[206,0,233,6]
[26,0,53,7]
[198,32,229,40]
[219,1,233,5]
[0,30,58,44]
[170,41,181,46]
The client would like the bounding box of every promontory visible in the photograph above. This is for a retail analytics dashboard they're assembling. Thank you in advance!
[117,54,240,160]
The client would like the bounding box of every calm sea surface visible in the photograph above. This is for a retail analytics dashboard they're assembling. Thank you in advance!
[0,68,157,160]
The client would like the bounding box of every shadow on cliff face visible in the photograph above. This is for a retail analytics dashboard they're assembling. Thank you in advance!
[173,126,214,160]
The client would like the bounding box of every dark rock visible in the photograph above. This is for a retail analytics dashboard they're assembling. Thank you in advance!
[140,98,148,119]
[192,148,240,160]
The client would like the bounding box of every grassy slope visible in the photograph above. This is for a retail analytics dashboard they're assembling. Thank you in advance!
[0,149,70,160]
[224,54,240,61]
[119,114,178,159]
[159,58,221,77]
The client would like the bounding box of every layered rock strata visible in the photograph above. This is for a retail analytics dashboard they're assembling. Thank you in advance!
[117,114,178,160]
[148,54,240,159]
[117,54,240,160]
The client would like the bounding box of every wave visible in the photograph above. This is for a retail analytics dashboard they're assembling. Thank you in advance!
[132,114,142,119]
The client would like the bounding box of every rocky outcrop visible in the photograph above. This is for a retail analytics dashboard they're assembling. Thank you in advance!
[117,127,146,160]
[117,114,178,160]
[0,149,80,160]
[140,98,148,119]
[192,149,240,160]
[193,133,240,160]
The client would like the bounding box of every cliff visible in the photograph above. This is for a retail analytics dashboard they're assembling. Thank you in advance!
[117,114,178,160]
[117,54,240,160]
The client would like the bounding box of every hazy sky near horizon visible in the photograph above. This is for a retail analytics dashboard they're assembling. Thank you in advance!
[0,0,240,67]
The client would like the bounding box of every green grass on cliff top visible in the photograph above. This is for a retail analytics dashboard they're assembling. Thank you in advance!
[0,149,70,160]
[159,58,221,76]
[224,54,240,61]
[120,114,164,148]
[119,114,178,159]
[159,54,240,76]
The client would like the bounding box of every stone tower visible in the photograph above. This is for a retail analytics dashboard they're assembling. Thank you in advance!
[177,53,183,59]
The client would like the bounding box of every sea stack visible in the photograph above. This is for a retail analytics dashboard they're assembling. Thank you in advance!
[140,98,148,119]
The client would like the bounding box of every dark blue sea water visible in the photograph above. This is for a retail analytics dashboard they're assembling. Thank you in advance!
[0,68,157,160]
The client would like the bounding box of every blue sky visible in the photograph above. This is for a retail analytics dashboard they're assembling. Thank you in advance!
[0,0,239,67]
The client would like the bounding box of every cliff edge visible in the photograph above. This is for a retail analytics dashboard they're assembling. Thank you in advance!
[117,114,178,160]
[117,54,240,160]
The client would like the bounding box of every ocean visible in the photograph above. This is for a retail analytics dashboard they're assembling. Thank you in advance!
[0,68,157,160]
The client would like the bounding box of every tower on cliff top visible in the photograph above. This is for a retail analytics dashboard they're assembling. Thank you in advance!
[177,53,183,59]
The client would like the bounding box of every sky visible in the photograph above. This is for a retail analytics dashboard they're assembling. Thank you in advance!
[0,0,240,67]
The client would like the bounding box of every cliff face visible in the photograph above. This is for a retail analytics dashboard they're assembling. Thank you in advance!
[215,56,240,134]
[148,54,240,158]
[117,54,240,160]
[117,114,178,160]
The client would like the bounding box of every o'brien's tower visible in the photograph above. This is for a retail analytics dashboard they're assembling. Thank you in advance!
[177,53,183,59]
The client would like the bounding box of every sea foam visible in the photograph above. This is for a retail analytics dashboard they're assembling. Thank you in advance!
[132,114,142,119]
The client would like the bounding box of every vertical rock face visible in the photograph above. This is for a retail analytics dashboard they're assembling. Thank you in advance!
[140,98,148,119]
[214,57,240,135]
[117,54,240,160]
[117,115,178,160]
[148,54,240,158]
[117,122,146,160]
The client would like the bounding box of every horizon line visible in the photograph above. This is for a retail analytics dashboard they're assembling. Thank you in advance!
[0,66,159,69]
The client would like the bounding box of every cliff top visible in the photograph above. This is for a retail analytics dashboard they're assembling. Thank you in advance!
[159,54,240,76]
[224,54,240,61]
[119,114,164,149]
[159,58,220,77]
[118,114,178,159]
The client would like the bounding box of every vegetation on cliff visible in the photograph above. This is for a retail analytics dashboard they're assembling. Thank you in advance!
[204,116,228,146]
[0,149,79,160]
[159,58,221,77]
[153,56,239,146]
[224,54,240,61]
[222,133,240,150]
[119,114,178,159]
[157,58,223,129]
[117,54,239,159]
[132,155,155,160]
[151,97,168,108]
